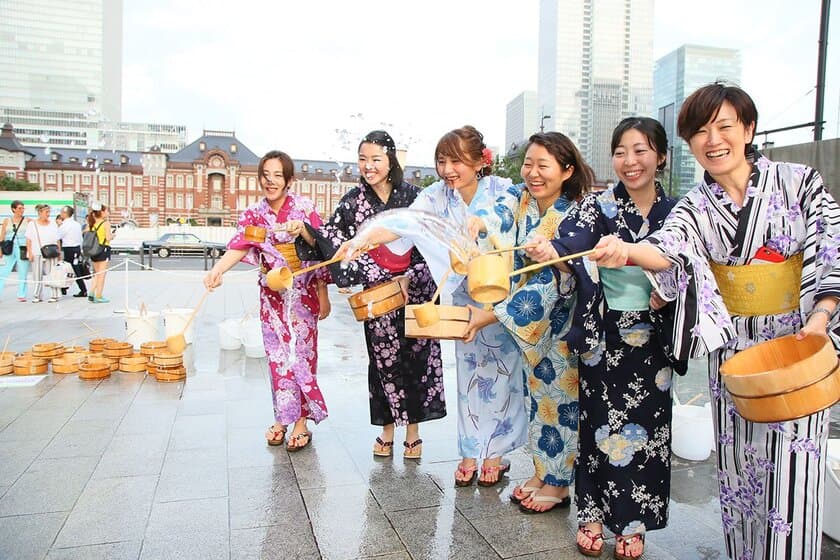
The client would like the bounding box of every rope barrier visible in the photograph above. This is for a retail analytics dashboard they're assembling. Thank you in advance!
[0,257,259,285]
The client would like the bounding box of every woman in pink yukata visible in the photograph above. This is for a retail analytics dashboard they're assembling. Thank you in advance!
[205,150,331,452]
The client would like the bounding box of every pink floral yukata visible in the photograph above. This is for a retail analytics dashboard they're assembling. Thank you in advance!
[228,195,330,425]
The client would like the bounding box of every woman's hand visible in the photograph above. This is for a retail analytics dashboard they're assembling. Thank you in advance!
[317,284,331,320]
[204,267,223,290]
[284,220,305,238]
[463,304,498,343]
[466,216,486,241]
[796,310,831,340]
[589,235,628,268]
[649,291,667,311]
[523,234,557,263]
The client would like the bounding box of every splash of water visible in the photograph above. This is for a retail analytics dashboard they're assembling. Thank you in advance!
[345,208,475,266]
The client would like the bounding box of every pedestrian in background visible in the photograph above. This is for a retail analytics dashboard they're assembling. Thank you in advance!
[0,200,30,302]
[57,205,88,298]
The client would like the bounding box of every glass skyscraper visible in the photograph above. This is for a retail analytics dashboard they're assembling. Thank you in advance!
[538,0,654,181]
[0,0,122,121]
[654,45,741,197]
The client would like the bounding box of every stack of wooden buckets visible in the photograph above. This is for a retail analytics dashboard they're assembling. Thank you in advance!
[0,338,187,383]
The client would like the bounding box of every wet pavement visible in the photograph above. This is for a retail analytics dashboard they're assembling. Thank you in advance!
[0,265,839,559]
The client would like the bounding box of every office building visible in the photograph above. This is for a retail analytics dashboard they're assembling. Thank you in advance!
[505,91,539,153]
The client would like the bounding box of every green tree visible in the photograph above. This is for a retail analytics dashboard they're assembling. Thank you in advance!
[0,176,40,191]
[419,175,437,188]
[492,148,525,182]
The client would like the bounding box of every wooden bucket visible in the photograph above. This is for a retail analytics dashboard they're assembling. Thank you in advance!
[243,225,267,243]
[103,341,134,358]
[719,334,840,422]
[13,357,48,375]
[51,354,86,374]
[449,250,469,275]
[348,279,406,321]
[467,253,510,304]
[140,341,166,357]
[274,243,301,272]
[405,305,470,340]
[32,343,65,361]
[0,356,13,375]
[90,338,116,353]
[154,351,183,367]
[155,367,186,382]
[0,351,15,362]
[119,354,148,373]
[78,358,111,380]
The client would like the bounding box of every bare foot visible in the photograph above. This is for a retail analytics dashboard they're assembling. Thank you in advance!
[511,476,544,502]
[455,459,478,484]
[616,533,645,559]
[576,523,604,555]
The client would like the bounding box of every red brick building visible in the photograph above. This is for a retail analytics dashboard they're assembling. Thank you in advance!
[0,124,436,226]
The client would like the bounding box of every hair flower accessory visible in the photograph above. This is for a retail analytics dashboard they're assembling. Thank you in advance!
[481,148,493,166]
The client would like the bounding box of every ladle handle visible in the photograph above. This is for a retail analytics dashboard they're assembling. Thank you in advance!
[292,244,379,277]
[182,288,212,333]
[430,270,450,304]
[509,249,596,277]
[484,244,534,256]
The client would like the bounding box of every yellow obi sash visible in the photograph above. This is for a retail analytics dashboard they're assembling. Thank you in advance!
[274,243,301,272]
[709,253,802,316]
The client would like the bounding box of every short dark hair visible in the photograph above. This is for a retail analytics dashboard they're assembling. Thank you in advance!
[358,130,403,187]
[258,150,295,186]
[525,132,594,201]
[677,83,758,153]
[435,125,492,179]
[10,200,22,210]
[61,205,74,217]
[611,117,669,172]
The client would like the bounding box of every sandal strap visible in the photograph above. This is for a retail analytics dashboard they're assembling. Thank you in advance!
[403,438,423,449]
[457,464,478,475]
[578,526,604,542]
[375,437,394,448]
[289,432,310,442]
[617,533,644,545]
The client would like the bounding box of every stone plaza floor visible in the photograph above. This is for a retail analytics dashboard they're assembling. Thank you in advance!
[1,263,839,559]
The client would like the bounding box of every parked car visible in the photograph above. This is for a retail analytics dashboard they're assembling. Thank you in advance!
[142,233,226,258]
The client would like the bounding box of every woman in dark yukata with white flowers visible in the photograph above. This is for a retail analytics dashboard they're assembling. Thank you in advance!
[297,130,446,459]
[528,117,681,559]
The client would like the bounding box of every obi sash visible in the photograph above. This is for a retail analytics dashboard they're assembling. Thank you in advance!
[368,244,411,274]
[709,253,802,316]
[273,243,301,272]
[600,266,652,311]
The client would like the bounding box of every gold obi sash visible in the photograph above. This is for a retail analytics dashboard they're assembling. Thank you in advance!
[274,243,301,272]
[709,253,802,316]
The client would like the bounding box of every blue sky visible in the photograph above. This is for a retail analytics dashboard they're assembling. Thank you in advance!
[122,0,838,166]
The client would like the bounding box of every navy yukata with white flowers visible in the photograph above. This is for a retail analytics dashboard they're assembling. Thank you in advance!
[494,188,580,487]
[552,183,678,537]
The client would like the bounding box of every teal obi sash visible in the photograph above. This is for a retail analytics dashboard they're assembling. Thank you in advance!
[600,266,652,311]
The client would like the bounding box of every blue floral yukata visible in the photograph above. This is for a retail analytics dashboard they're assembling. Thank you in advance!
[552,182,679,537]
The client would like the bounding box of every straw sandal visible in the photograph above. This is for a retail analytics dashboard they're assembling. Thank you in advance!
[373,437,394,457]
[265,426,286,446]
[454,462,478,487]
[477,459,511,487]
[509,478,542,504]
[518,491,571,514]
[286,430,312,452]
[614,533,645,560]
[403,438,422,460]
[576,526,605,557]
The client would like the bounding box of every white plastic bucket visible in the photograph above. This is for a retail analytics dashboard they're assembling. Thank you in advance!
[823,439,840,541]
[671,403,714,461]
[241,318,265,358]
[163,308,196,345]
[218,318,242,350]
[124,309,162,348]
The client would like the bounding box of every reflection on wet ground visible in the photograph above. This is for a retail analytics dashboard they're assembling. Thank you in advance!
[0,272,838,559]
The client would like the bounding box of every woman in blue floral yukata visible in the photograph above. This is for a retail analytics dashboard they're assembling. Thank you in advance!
[467,132,592,513]
[529,118,680,558]
[343,126,528,486]
[591,84,840,560]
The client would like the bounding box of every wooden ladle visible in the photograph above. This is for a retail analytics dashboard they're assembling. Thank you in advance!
[508,249,596,277]
[412,270,451,328]
[265,244,378,292]
[165,288,211,353]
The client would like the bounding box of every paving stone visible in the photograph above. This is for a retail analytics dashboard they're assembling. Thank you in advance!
[230,525,320,560]
[0,511,67,560]
[46,540,142,560]
[0,455,98,515]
